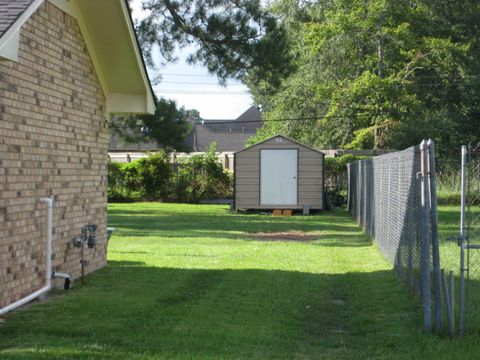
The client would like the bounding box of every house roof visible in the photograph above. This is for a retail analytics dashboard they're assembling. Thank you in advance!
[0,0,155,114]
[0,0,33,38]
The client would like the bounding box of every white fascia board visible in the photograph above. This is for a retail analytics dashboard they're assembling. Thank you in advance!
[0,29,20,61]
[107,93,152,115]
[0,0,44,61]
[119,0,155,114]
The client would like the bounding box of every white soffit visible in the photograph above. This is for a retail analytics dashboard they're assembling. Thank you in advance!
[74,0,155,114]
[0,0,155,114]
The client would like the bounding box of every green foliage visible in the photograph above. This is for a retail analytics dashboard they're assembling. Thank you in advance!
[109,96,192,152]
[324,154,369,207]
[174,142,232,202]
[108,145,232,203]
[324,154,370,178]
[107,161,141,202]
[139,97,192,152]
[137,151,172,201]
[248,0,480,165]
[137,0,292,84]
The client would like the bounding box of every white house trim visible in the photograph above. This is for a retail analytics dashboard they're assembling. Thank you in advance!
[0,0,44,61]
[0,0,155,115]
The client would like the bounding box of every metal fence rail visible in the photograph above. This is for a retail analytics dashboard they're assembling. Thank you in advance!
[347,140,442,332]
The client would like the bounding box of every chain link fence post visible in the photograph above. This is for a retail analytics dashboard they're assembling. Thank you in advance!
[420,140,432,331]
[459,145,467,336]
[427,140,442,331]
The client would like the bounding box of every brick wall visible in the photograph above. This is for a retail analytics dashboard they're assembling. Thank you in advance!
[0,2,109,308]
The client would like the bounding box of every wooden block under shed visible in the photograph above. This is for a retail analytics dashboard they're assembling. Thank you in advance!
[282,209,293,216]
[272,209,283,216]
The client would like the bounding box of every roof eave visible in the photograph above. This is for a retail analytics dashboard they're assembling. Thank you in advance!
[0,0,155,115]
[0,0,43,61]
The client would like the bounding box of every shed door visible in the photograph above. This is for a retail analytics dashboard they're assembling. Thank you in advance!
[260,149,298,205]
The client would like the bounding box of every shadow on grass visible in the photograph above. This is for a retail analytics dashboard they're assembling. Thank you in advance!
[0,261,427,360]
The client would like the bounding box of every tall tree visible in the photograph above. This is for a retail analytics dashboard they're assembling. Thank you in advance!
[120,0,293,151]
[110,96,192,152]
[136,0,293,84]
[247,0,480,165]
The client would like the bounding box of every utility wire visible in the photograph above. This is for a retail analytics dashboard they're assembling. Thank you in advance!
[153,81,479,96]
[158,81,245,86]
[111,113,407,129]
[150,72,221,77]
[152,71,480,80]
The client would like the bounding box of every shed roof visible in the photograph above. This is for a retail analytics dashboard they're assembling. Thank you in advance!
[235,135,325,156]
[0,0,155,114]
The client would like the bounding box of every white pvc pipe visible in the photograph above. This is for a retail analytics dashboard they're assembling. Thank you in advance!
[0,197,53,316]
[52,272,70,280]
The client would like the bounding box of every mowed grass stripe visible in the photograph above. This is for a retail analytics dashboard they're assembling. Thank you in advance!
[0,203,478,359]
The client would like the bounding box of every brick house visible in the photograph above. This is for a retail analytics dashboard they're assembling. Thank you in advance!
[0,0,154,313]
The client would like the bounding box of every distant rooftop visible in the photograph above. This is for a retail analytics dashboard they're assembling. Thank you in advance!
[108,106,263,153]
[184,106,263,152]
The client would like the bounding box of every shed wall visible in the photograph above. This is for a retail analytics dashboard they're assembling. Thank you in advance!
[235,137,323,209]
[0,2,108,308]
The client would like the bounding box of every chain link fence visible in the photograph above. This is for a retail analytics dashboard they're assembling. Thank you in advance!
[460,144,480,335]
[347,140,442,332]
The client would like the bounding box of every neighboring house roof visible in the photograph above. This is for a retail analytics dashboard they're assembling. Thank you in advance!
[108,106,264,153]
[200,106,262,133]
[186,125,254,152]
[0,0,155,114]
[183,106,263,152]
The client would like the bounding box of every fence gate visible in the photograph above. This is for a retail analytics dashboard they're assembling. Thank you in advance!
[459,143,480,335]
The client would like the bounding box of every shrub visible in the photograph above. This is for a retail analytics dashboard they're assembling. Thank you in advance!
[324,154,370,178]
[107,161,124,200]
[174,143,232,202]
[107,161,140,202]
[108,145,232,203]
[324,154,369,208]
[137,151,172,201]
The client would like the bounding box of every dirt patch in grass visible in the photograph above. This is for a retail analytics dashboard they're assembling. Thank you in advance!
[249,231,317,242]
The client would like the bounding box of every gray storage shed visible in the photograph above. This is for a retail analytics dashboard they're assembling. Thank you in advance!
[234,135,325,210]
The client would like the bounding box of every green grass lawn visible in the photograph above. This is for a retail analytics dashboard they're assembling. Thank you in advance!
[1,203,479,359]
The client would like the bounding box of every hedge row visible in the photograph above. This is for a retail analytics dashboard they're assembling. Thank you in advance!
[108,146,232,203]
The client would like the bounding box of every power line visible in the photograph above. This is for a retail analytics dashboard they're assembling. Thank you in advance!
[157,81,245,86]
[150,72,223,78]
[151,71,480,79]
[155,90,251,95]
[110,113,397,127]
[153,81,480,96]
[197,114,380,125]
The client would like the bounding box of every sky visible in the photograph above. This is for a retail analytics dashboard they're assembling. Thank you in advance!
[130,1,254,120]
